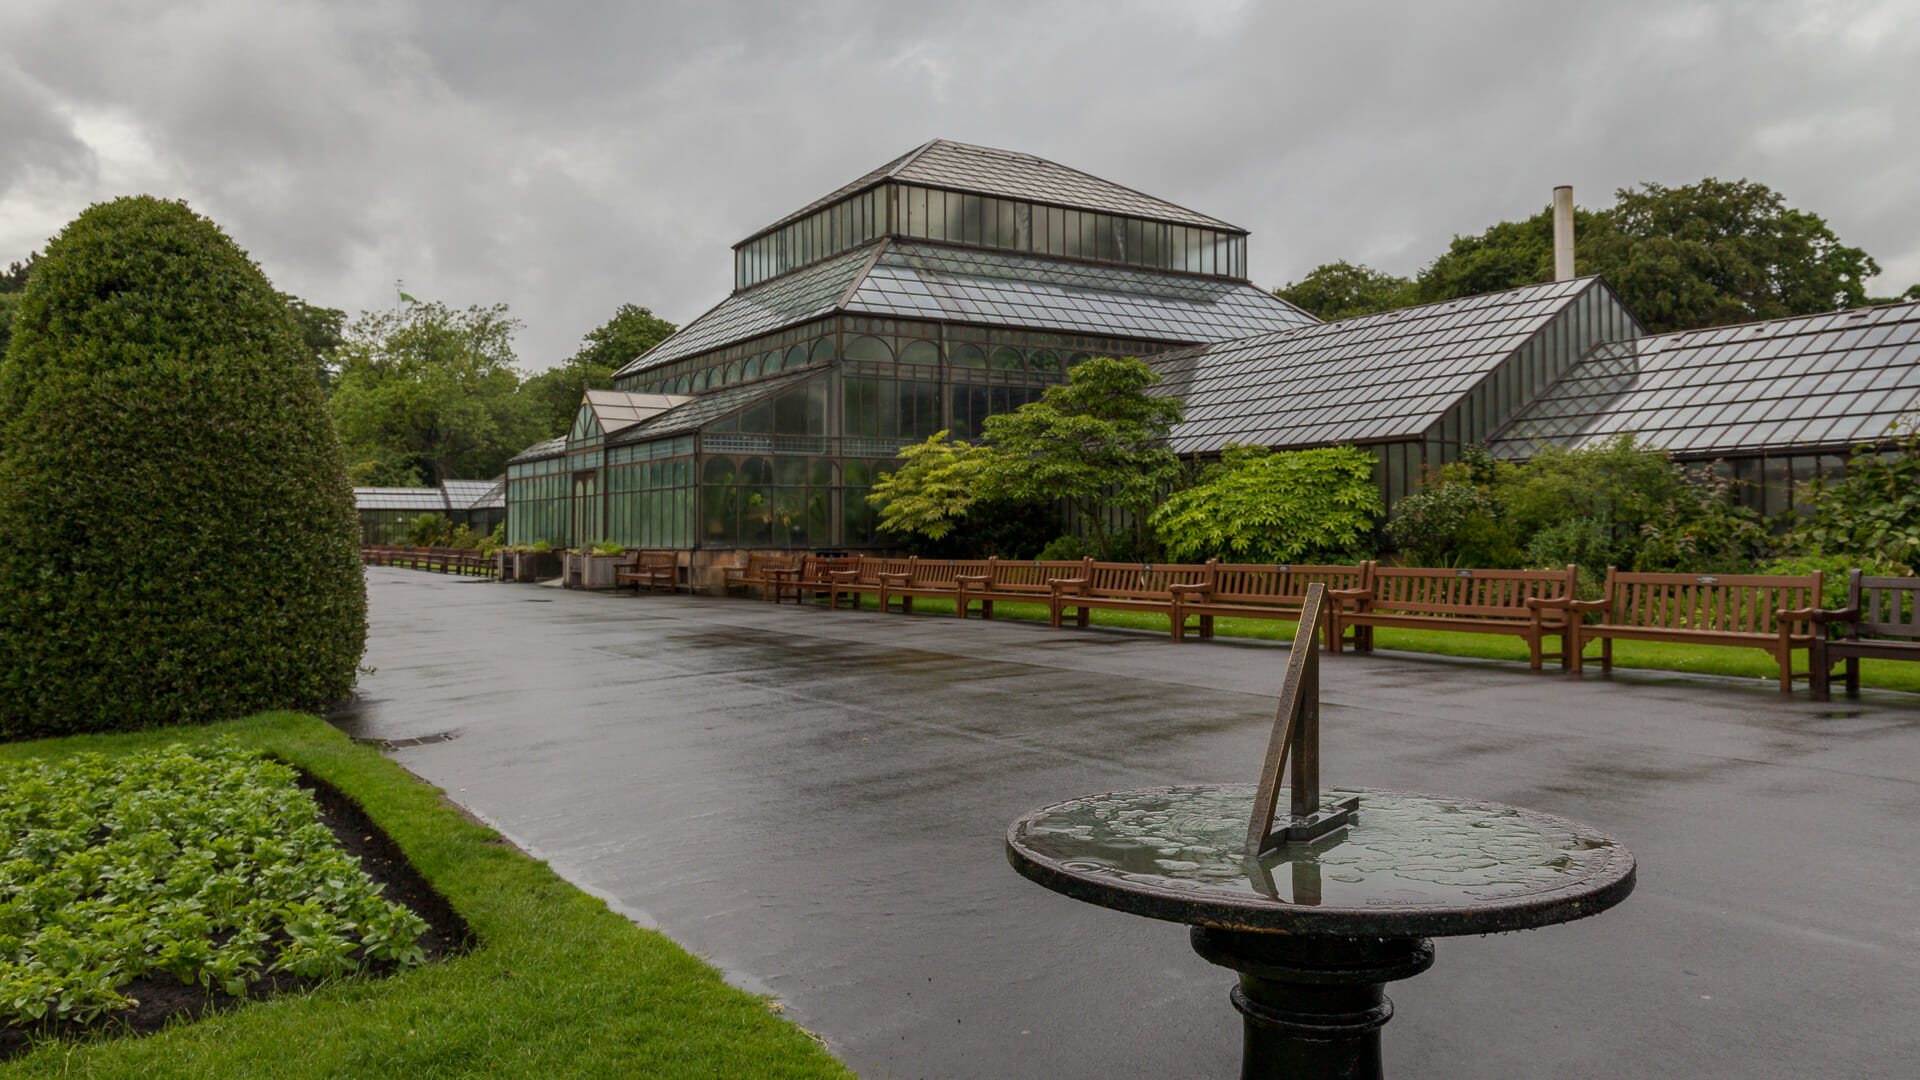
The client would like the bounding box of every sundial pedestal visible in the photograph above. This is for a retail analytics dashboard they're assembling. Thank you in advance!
[1191,929,1432,1080]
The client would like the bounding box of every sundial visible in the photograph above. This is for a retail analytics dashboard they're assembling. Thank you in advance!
[1006,584,1636,1079]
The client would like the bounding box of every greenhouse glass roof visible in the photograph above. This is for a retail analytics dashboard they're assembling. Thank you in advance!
[1490,300,1920,459]
[617,239,1313,377]
[610,368,818,443]
[751,139,1238,241]
[1153,277,1600,455]
[355,480,505,512]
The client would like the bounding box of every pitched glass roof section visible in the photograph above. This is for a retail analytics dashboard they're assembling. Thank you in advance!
[584,390,693,434]
[1490,300,1920,459]
[608,368,818,443]
[621,245,875,373]
[507,435,567,464]
[620,239,1314,379]
[752,139,1237,241]
[1153,278,1602,455]
[845,242,1313,344]
[356,480,505,512]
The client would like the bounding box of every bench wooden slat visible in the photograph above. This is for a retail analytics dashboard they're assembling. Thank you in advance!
[1333,565,1577,670]
[1811,570,1920,700]
[1572,568,1823,693]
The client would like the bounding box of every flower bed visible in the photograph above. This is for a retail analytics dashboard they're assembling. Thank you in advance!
[0,740,428,1029]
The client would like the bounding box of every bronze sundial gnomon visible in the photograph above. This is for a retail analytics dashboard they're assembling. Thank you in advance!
[1245,582,1359,856]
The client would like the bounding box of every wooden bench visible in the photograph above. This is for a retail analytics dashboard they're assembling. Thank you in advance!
[722,553,797,599]
[1329,565,1577,670]
[826,557,912,610]
[1561,569,1823,692]
[772,555,859,605]
[874,558,989,615]
[954,558,1090,619]
[1811,571,1920,700]
[1047,562,1212,637]
[1166,561,1371,646]
[615,550,680,594]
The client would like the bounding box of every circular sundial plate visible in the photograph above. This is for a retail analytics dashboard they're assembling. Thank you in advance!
[1006,785,1635,937]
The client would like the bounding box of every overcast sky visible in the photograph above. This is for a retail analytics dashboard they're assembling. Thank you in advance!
[4,0,1916,367]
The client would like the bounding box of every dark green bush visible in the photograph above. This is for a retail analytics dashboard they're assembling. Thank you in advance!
[0,197,366,738]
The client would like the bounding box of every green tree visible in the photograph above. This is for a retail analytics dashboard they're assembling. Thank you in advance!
[329,299,538,485]
[1150,445,1381,563]
[0,251,37,358]
[282,293,346,387]
[522,303,677,438]
[1273,260,1419,321]
[978,357,1183,557]
[868,357,1182,558]
[1415,180,1894,333]
[0,196,365,736]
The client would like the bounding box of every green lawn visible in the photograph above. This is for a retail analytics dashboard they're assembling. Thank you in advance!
[845,595,1920,696]
[0,714,852,1079]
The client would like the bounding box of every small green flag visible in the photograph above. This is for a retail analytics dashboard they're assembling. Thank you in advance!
[399,291,420,304]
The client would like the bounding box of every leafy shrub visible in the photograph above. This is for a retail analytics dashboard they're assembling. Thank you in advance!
[1633,462,1770,572]
[0,740,426,1025]
[1150,445,1381,563]
[1384,481,1518,567]
[587,541,624,556]
[406,512,454,547]
[1524,517,1619,595]
[1035,535,1096,562]
[0,197,366,737]
[1782,419,1920,567]
[1762,553,1914,612]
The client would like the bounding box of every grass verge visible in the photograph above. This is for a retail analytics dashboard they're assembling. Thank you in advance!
[0,713,853,1079]
[839,594,1920,695]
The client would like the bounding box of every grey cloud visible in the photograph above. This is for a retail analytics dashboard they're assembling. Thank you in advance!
[1,0,1915,368]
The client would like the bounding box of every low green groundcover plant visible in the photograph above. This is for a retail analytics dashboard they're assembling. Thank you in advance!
[0,740,425,1027]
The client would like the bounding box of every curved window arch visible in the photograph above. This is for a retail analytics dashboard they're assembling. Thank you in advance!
[949,344,987,368]
[989,346,1025,371]
[724,360,743,384]
[744,354,765,379]
[899,339,940,366]
[843,335,893,363]
[1066,351,1094,367]
[692,369,710,391]
[703,456,736,483]
[1026,349,1061,373]
[809,337,836,366]
[843,460,871,486]
[809,458,837,486]
[673,375,691,394]
[784,344,809,370]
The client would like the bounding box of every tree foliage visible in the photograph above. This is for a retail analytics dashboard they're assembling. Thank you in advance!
[282,294,346,387]
[1150,445,1381,563]
[869,358,1181,558]
[329,299,538,485]
[1272,260,1418,321]
[0,196,366,736]
[522,303,677,439]
[1419,179,1890,333]
[1288,179,1910,334]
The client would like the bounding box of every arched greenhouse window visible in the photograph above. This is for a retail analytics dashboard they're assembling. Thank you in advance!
[783,344,808,370]
[843,335,893,363]
[989,346,1024,371]
[724,360,743,384]
[809,337,836,365]
[950,344,987,368]
[1027,349,1061,373]
[899,339,940,366]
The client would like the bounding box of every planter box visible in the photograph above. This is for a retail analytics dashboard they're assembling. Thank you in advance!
[564,552,625,590]
[510,551,560,582]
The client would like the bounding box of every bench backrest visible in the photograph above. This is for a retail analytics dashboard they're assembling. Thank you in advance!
[800,555,858,582]
[1846,571,1920,640]
[1370,565,1577,617]
[1210,562,1371,604]
[1598,569,1822,634]
[981,558,1089,590]
[907,559,987,586]
[850,556,911,583]
[1083,562,1212,599]
[639,551,677,570]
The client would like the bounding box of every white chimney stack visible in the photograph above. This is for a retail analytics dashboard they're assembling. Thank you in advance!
[1553,185,1575,281]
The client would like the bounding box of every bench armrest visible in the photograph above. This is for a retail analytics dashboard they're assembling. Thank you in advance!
[828,570,859,581]
[1566,598,1610,612]
[1048,577,1088,594]
[1525,596,1575,610]
[1167,583,1212,596]
[954,575,989,585]
[1775,606,1818,623]
[1326,588,1371,601]
[1810,606,1859,624]
[877,572,910,584]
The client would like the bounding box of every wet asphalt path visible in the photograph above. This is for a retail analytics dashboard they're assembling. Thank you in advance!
[340,568,1920,1079]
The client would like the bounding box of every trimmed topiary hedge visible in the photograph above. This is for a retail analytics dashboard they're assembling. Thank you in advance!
[0,197,366,738]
